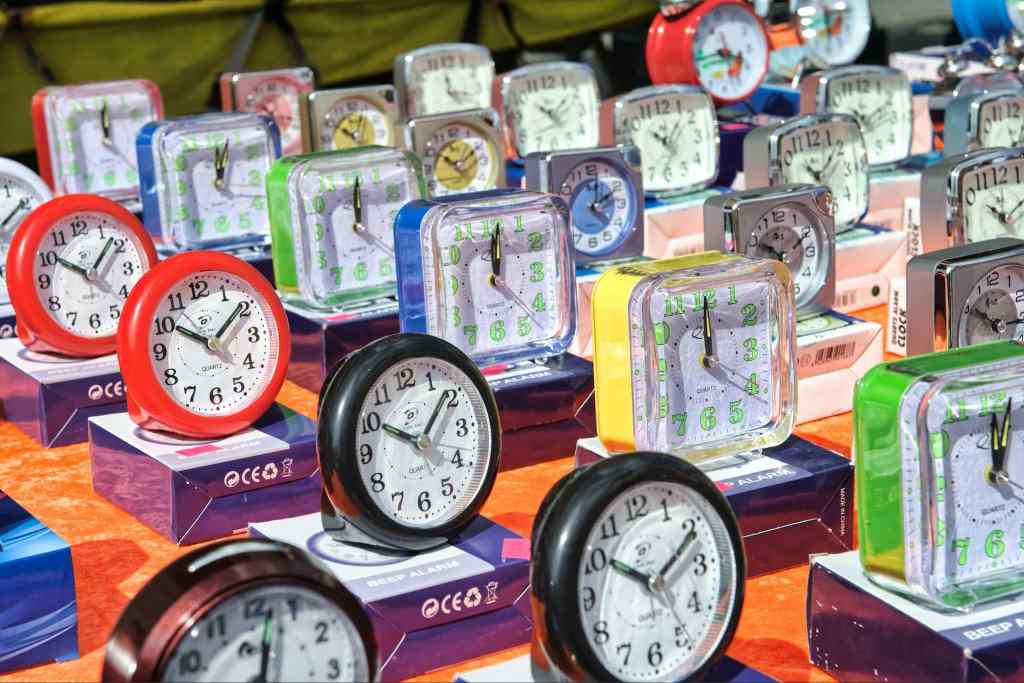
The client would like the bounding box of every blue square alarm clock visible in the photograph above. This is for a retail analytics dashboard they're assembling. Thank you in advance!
[394,188,577,366]
[137,112,281,250]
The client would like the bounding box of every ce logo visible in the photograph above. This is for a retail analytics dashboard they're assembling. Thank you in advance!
[441,591,464,615]
[240,467,263,485]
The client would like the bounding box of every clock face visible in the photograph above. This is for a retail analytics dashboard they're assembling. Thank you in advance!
[163,123,275,247]
[420,122,499,196]
[617,90,717,194]
[960,159,1024,243]
[634,273,777,452]
[425,210,566,358]
[577,480,736,680]
[354,356,495,529]
[244,77,303,154]
[148,271,281,416]
[294,155,416,305]
[825,70,913,166]
[795,0,871,66]
[161,583,370,683]
[743,202,829,309]
[324,98,394,150]
[33,212,150,338]
[0,170,51,303]
[407,49,492,116]
[777,119,868,228]
[504,66,600,157]
[49,90,156,195]
[957,263,1024,347]
[976,94,1024,149]
[1009,0,1024,30]
[561,159,637,257]
[691,3,769,102]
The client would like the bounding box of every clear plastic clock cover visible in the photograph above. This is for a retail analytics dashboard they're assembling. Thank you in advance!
[628,257,796,461]
[894,359,1024,610]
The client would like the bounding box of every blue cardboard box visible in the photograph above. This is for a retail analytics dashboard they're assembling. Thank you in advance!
[454,653,775,682]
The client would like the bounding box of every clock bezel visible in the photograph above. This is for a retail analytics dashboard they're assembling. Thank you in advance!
[219,67,315,156]
[393,42,495,119]
[944,89,1024,157]
[402,108,506,197]
[299,85,399,153]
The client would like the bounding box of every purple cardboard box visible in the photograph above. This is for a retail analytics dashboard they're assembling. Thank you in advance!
[0,490,78,673]
[808,551,1024,682]
[157,242,275,287]
[0,304,16,340]
[285,299,401,393]
[576,436,853,577]
[89,403,321,545]
[0,337,126,447]
[250,512,532,682]
[453,653,776,682]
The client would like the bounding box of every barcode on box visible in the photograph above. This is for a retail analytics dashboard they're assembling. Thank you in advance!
[814,342,857,366]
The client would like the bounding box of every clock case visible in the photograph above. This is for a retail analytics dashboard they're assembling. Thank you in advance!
[704,183,836,319]
[854,341,1024,610]
[523,145,645,268]
[402,108,506,196]
[393,43,494,118]
[920,147,1024,255]
[102,538,378,682]
[943,89,1024,157]
[317,333,501,552]
[218,67,315,155]
[906,237,1024,357]
[798,65,914,168]
[529,453,745,682]
[299,85,399,153]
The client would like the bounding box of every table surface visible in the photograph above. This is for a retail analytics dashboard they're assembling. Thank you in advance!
[0,306,886,683]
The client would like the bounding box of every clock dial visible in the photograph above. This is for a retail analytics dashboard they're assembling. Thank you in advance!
[794,0,871,66]
[0,165,52,303]
[824,69,913,166]
[691,2,770,102]
[777,118,868,228]
[246,77,302,153]
[33,212,149,337]
[976,93,1024,149]
[354,356,495,528]
[426,210,565,357]
[961,159,1024,243]
[561,159,637,257]
[325,97,393,149]
[744,202,829,309]
[957,264,1024,346]
[404,46,493,116]
[421,122,499,196]
[148,271,280,416]
[162,120,276,247]
[616,89,718,195]
[161,583,370,683]
[636,275,776,452]
[504,64,600,157]
[578,480,734,681]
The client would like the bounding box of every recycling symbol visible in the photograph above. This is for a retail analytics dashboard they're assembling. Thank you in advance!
[464,587,482,608]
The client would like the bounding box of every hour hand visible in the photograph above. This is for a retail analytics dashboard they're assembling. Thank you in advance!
[610,559,652,586]
[56,256,90,280]
[701,296,718,369]
[488,225,503,287]
[990,398,1014,485]
[175,324,211,347]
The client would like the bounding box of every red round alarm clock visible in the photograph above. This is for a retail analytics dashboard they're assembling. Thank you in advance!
[6,194,159,357]
[117,251,290,438]
[646,0,771,104]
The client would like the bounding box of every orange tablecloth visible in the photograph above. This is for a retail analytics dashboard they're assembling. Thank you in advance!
[0,307,885,683]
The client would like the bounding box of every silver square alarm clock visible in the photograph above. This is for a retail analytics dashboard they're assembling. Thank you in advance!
[943,89,1024,157]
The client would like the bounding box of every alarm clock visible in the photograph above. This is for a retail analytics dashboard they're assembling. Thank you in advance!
[299,86,399,152]
[102,538,377,682]
[799,65,914,168]
[906,237,1024,357]
[219,67,315,156]
[403,108,505,197]
[266,146,428,310]
[496,61,601,159]
[919,147,1024,253]
[523,145,644,267]
[744,112,870,231]
[6,194,159,357]
[318,333,501,551]
[854,341,1024,610]
[394,189,576,367]
[704,184,836,319]
[953,0,1024,44]
[117,251,290,438]
[646,0,770,104]
[592,253,797,462]
[0,158,53,303]
[944,90,1024,157]
[394,43,494,118]
[602,84,720,198]
[530,452,745,682]
[137,112,281,251]
[793,0,872,66]
[31,79,163,202]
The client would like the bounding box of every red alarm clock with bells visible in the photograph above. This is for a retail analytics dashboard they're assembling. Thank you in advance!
[6,194,159,357]
[646,0,771,104]
[117,251,290,438]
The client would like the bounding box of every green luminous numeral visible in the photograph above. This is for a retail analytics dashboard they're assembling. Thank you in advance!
[528,232,544,252]
[490,320,506,342]
[330,266,342,285]
[312,195,326,213]
[452,305,461,327]
[699,406,716,431]
[742,303,758,326]
[354,262,368,281]
[944,399,968,423]
[728,284,737,305]
[446,245,462,266]
[986,529,1006,559]
[529,262,545,283]
[744,373,760,396]
[517,316,531,337]
[654,322,669,346]
[936,476,944,503]
[514,215,525,232]
[317,250,327,269]
[953,537,970,566]
[743,338,758,362]
[691,289,716,311]
[729,400,744,425]
[450,275,460,295]
[532,292,546,312]
[672,412,687,436]
[464,324,478,346]
[314,223,326,240]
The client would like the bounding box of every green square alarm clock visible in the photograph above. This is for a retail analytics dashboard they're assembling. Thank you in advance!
[855,341,1024,610]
